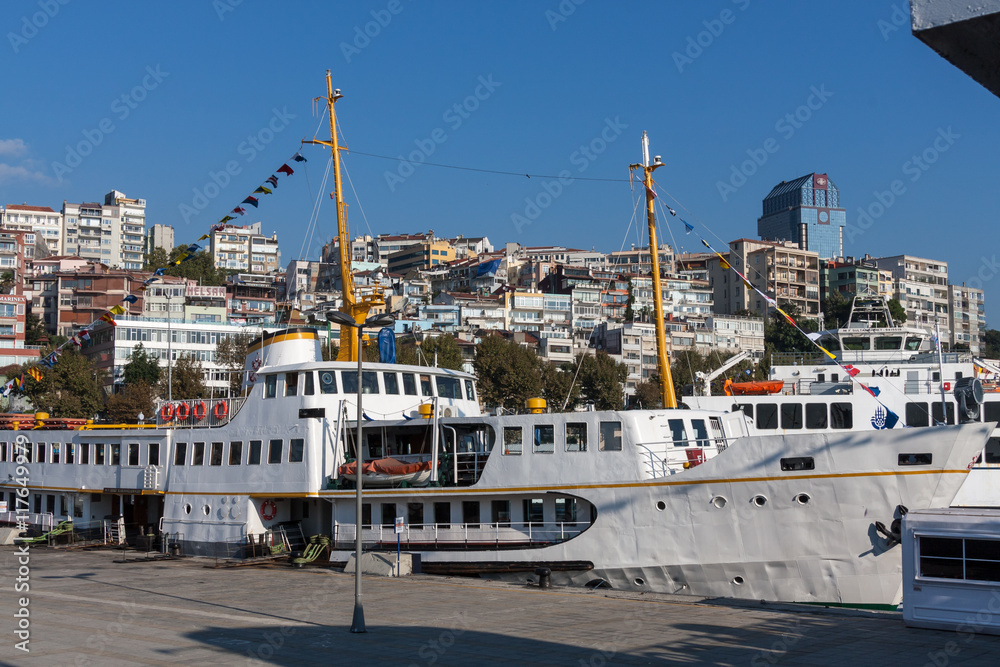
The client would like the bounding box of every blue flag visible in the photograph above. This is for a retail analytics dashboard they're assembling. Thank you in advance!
[683,219,694,234]
[377,327,396,364]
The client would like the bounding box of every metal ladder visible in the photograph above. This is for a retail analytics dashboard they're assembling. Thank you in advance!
[104,516,126,545]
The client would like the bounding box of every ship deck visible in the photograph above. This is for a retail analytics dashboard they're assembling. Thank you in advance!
[5,546,1000,665]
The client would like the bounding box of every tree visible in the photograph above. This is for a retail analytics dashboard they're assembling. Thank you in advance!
[105,382,157,423]
[216,331,255,395]
[147,246,230,286]
[822,292,851,329]
[473,334,542,411]
[624,279,635,321]
[764,302,819,353]
[24,314,48,345]
[984,329,1000,359]
[396,334,464,370]
[579,352,627,410]
[632,376,662,409]
[0,270,14,294]
[888,298,907,325]
[539,360,580,411]
[161,353,207,400]
[122,343,161,387]
[144,246,169,271]
[15,347,107,418]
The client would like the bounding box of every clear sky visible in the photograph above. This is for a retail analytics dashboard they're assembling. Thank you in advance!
[2,1,997,325]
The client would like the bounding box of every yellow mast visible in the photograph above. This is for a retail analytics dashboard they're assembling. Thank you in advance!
[304,70,383,361]
[629,132,677,408]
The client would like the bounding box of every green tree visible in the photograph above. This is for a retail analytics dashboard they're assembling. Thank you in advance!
[888,298,907,325]
[122,343,161,387]
[764,302,819,354]
[473,334,542,411]
[105,382,157,423]
[632,375,662,409]
[215,331,254,395]
[984,329,1000,358]
[395,334,464,370]
[144,246,169,271]
[822,292,851,329]
[149,247,229,286]
[0,270,14,294]
[624,279,635,321]
[24,314,49,345]
[16,347,107,418]
[161,353,207,400]
[579,352,627,410]
[539,360,580,411]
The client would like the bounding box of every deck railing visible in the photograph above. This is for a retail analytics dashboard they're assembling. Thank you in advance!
[333,520,588,549]
[154,397,248,428]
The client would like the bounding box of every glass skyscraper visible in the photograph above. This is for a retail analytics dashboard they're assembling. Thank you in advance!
[757,173,845,260]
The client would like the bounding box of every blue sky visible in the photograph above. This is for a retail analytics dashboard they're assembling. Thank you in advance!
[2,1,997,325]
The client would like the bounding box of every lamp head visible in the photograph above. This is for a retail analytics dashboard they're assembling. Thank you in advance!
[326,311,358,327]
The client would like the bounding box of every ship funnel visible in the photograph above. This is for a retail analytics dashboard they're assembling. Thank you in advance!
[243,327,322,390]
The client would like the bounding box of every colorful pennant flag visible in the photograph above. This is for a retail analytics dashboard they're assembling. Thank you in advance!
[683,221,694,234]
[231,207,246,216]
[27,367,42,381]
[266,175,278,187]
[277,163,294,176]
[842,364,860,377]
[122,295,138,304]
[253,186,272,195]
[218,215,235,224]
[668,207,676,216]
[293,153,307,162]
[99,313,117,327]
[242,196,259,208]
[109,305,126,316]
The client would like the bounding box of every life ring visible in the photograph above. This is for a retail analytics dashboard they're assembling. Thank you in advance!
[192,401,207,421]
[159,404,174,421]
[175,402,190,420]
[260,500,277,521]
[213,401,228,420]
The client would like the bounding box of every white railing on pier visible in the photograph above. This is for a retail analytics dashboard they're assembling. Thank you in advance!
[333,520,588,549]
[0,511,54,531]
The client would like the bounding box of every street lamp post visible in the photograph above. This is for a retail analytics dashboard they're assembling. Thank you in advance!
[326,310,395,634]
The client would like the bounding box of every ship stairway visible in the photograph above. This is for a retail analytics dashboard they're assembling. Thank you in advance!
[273,521,306,554]
[104,517,126,546]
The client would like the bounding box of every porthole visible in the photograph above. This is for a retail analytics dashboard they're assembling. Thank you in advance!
[795,493,811,505]
[202,504,211,516]
[712,496,727,509]
[655,501,666,511]
[733,576,745,585]
[183,503,192,515]
[220,496,228,504]
[751,495,767,507]
[321,372,335,385]
[633,577,646,586]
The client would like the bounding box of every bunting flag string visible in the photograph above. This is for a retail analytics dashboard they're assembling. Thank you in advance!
[3,150,310,398]
[696,234,903,428]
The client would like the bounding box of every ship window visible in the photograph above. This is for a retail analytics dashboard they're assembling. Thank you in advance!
[148,443,159,466]
[128,443,139,466]
[383,373,399,395]
[738,404,753,419]
[289,438,304,463]
[174,442,187,466]
[556,497,577,523]
[0,442,5,463]
[919,537,1000,583]
[80,443,90,465]
[319,371,337,394]
[264,374,277,398]
[362,503,371,527]
[843,337,870,351]
[210,442,224,466]
[985,402,1000,423]
[420,374,433,396]
[781,404,803,429]
[805,404,827,429]
[503,427,522,455]
[408,502,424,529]
[780,457,815,471]
[691,419,709,446]
[599,421,622,451]
[523,498,544,524]
[534,425,555,453]
[268,439,283,464]
[434,502,451,528]
[302,372,315,396]
[66,443,75,464]
[905,337,923,351]
[95,443,105,465]
[436,376,461,399]
[49,443,58,463]
[756,404,778,429]
[342,370,379,394]
[899,453,932,466]
[229,441,242,465]
[830,403,853,429]
[465,380,475,401]
[462,500,480,528]
[875,336,902,350]
[566,423,587,452]
[111,444,120,465]
[492,500,511,526]
[932,402,955,425]
[191,442,204,466]
[381,503,396,526]
[906,403,930,427]
[248,440,262,465]
[402,373,417,395]
[668,419,689,446]
[285,372,298,397]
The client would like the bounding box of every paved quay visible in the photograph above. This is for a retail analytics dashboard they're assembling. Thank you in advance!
[2,547,999,666]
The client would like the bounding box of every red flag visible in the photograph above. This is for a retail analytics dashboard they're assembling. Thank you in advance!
[842,364,860,377]
[277,163,294,176]
[231,207,245,216]
[99,313,117,327]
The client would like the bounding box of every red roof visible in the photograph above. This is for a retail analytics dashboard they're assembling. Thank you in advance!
[6,204,56,213]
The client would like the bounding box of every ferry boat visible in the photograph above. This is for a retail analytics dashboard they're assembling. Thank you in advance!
[685,293,1000,507]
[0,74,994,608]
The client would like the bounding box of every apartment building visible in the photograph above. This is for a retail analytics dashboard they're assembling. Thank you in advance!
[948,284,987,354]
[210,222,281,273]
[874,254,950,336]
[226,274,277,325]
[145,223,175,256]
[53,264,146,336]
[710,239,820,317]
[606,243,674,275]
[387,239,455,275]
[0,204,63,258]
